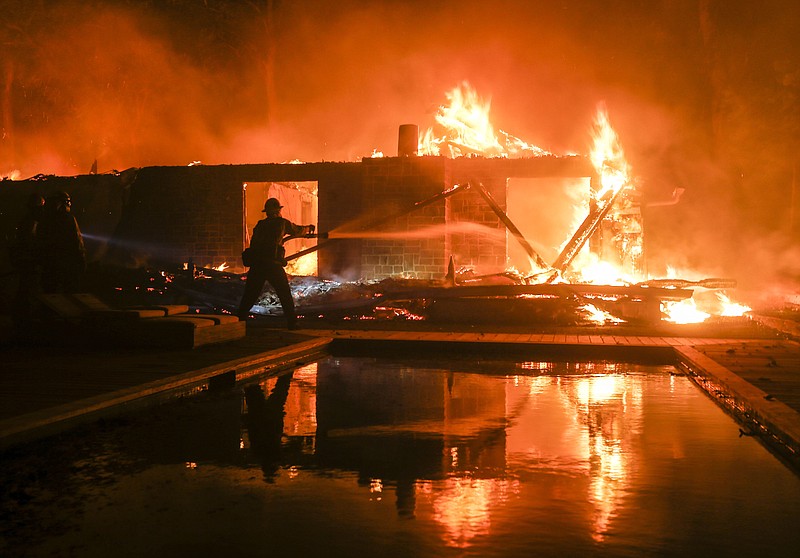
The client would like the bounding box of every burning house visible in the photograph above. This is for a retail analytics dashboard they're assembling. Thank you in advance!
[0,84,745,326]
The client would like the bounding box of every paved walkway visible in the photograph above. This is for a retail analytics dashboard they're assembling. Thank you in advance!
[0,326,332,447]
[2,316,799,470]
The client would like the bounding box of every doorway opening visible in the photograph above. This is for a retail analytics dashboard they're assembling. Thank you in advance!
[243,181,319,276]
[506,177,589,273]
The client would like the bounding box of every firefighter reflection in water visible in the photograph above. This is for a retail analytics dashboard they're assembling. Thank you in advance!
[38,191,86,294]
[243,371,294,481]
[237,197,314,329]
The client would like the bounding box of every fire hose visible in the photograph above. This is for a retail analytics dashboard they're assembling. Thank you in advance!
[299,232,329,239]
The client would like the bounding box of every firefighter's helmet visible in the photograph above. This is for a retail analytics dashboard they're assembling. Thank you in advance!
[262,197,283,213]
[48,191,72,208]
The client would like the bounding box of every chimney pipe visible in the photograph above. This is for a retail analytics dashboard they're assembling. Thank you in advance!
[398,124,419,157]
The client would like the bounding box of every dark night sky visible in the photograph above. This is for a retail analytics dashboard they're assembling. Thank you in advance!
[2,0,799,291]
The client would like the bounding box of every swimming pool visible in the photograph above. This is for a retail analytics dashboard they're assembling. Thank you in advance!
[2,353,799,557]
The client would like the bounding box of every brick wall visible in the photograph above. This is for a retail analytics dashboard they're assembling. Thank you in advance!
[108,166,244,269]
[6,157,594,281]
[317,166,364,280]
[360,157,448,280]
[107,163,366,275]
[445,178,508,273]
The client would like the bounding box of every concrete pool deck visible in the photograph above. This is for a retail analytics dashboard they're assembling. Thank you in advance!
[2,315,800,470]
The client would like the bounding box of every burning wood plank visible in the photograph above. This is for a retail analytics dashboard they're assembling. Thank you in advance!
[636,278,738,289]
[375,283,693,302]
[549,183,628,276]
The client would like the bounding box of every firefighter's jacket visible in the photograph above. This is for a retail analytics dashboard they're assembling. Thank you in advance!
[247,216,306,268]
[38,210,86,271]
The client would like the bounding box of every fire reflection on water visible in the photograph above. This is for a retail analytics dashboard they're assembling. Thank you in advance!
[7,355,797,558]
[282,363,318,439]
[244,359,647,548]
[572,371,641,542]
[429,477,517,549]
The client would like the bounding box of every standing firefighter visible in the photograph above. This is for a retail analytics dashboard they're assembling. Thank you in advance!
[9,192,46,335]
[38,191,86,294]
[236,197,314,328]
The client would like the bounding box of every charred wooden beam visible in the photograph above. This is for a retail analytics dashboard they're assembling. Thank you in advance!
[550,184,628,275]
[376,283,694,302]
[473,182,549,270]
[636,278,738,290]
[286,241,330,262]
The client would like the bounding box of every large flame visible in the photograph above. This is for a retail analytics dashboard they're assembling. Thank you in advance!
[717,292,751,316]
[556,106,634,284]
[662,291,751,324]
[419,82,550,158]
[418,89,754,326]
[572,257,632,286]
[662,298,710,324]
[589,105,630,201]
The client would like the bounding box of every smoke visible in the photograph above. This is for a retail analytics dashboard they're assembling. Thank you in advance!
[2,0,798,288]
[1,1,286,174]
[2,0,689,173]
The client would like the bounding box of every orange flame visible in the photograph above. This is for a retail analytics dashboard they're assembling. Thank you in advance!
[419,82,550,158]
[554,106,633,282]
[662,292,751,324]
[573,258,632,286]
[662,298,710,324]
[590,105,630,200]
[286,252,317,276]
[717,292,751,316]
[413,87,752,327]
[580,303,624,325]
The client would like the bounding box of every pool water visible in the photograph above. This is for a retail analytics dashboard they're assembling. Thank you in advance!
[2,355,799,557]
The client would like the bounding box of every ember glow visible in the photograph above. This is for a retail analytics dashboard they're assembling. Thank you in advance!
[286,253,317,277]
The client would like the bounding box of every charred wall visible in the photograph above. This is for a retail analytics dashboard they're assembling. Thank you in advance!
[106,162,365,276]
[0,171,131,273]
[107,166,243,268]
[1,155,595,291]
[360,157,448,280]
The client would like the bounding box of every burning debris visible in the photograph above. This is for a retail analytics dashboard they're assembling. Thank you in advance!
[84,254,743,329]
